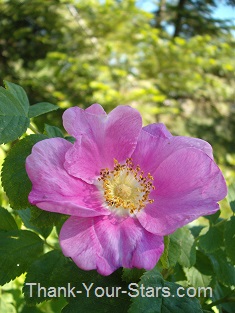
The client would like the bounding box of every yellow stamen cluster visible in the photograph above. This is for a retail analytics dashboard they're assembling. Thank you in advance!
[98,158,155,215]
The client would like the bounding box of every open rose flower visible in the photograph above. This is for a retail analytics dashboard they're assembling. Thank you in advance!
[26,104,227,275]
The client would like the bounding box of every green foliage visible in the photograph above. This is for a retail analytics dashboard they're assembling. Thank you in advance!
[18,208,53,239]
[0,0,235,312]
[28,103,59,118]
[0,207,18,231]
[129,269,203,313]
[0,230,44,285]
[224,216,235,264]
[44,124,64,138]
[1,134,47,210]
[199,226,224,253]
[0,81,30,144]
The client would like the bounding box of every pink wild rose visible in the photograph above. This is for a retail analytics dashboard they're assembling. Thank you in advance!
[26,104,227,276]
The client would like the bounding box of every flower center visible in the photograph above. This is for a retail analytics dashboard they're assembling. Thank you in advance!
[98,158,155,216]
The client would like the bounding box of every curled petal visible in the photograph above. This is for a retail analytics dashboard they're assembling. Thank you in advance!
[64,105,142,183]
[131,129,214,177]
[26,138,108,217]
[59,215,164,276]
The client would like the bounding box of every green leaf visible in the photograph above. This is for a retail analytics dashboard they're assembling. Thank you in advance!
[160,236,170,269]
[1,134,47,210]
[203,210,221,224]
[170,228,196,268]
[224,216,235,264]
[0,292,17,313]
[44,124,64,138]
[194,250,213,276]
[209,249,235,286]
[184,267,211,288]
[28,102,59,118]
[0,82,30,144]
[129,268,203,313]
[30,206,67,228]
[24,250,130,310]
[0,230,44,285]
[23,250,74,305]
[122,268,145,283]
[4,80,29,115]
[0,207,18,231]
[167,232,181,267]
[18,208,52,238]
[199,226,224,253]
[212,282,235,313]
[228,184,235,213]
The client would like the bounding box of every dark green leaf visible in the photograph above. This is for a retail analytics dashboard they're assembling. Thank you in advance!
[129,268,203,313]
[199,226,224,253]
[1,134,47,210]
[194,250,213,276]
[122,268,145,283]
[212,282,235,313]
[44,124,64,138]
[0,207,18,231]
[209,249,235,286]
[0,230,44,285]
[30,206,66,229]
[0,82,30,144]
[4,80,29,115]
[28,102,59,118]
[24,250,130,311]
[18,208,52,238]
[228,184,235,213]
[190,226,205,238]
[224,216,235,264]
[203,210,221,224]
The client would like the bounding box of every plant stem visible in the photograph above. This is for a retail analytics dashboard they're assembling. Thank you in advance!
[29,123,40,134]
[205,291,235,309]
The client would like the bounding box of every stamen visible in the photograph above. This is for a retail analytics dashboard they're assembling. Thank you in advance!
[98,158,155,215]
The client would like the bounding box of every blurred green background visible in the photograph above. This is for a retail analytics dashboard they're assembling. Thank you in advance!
[0,0,234,311]
[1,0,234,182]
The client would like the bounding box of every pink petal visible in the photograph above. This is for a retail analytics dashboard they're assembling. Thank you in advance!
[26,138,108,217]
[131,129,214,177]
[63,105,142,183]
[85,103,107,115]
[137,147,227,235]
[59,215,164,276]
[143,123,173,138]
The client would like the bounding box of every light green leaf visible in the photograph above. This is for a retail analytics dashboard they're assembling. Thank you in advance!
[0,207,18,231]
[0,292,17,313]
[160,236,170,268]
[28,102,59,118]
[170,228,196,268]
[1,134,47,210]
[184,267,211,288]
[0,230,44,285]
[224,216,235,264]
